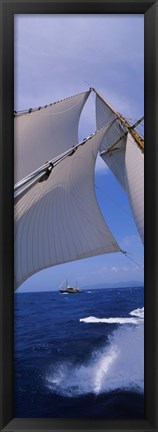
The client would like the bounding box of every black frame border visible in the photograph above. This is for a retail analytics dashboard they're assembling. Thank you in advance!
[0,1,158,431]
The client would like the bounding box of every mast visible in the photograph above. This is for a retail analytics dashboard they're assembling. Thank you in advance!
[92,88,144,152]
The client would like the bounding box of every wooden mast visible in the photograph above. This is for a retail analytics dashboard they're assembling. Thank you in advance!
[92,88,144,151]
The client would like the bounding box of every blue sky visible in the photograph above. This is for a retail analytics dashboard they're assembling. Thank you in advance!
[14,14,144,292]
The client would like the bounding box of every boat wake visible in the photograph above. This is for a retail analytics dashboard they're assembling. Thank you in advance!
[45,309,144,398]
[79,307,144,325]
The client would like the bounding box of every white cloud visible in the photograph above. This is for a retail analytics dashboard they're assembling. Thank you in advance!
[111,266,119,273]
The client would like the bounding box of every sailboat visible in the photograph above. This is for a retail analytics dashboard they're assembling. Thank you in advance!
[59,280,80,294]
[14,88,144,290]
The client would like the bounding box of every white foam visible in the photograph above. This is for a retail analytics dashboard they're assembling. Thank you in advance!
[80,306,144,325]
[45,325,144,397]
[79,316,142,325]
[129,307,144,319]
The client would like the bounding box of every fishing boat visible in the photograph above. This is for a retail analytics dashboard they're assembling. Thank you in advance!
[59,280,80,294]
[14,88,144,289]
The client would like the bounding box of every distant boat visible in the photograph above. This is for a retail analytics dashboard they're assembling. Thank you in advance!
[59,280,80,294]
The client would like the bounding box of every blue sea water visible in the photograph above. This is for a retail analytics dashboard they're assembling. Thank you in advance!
[14,286,144,418]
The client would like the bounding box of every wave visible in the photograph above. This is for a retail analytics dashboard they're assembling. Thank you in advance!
[130,307,144,319]
[45,324,144,398]
[80,307,144,325]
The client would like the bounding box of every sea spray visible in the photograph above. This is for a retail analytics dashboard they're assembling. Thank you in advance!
[15,288,144,417]
[45,322,144,397]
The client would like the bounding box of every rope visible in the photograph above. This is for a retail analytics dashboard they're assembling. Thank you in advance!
[14,120,115,199]
[121,250,144,270]
[126,251,144,259]
[94,88,144,151]
[14,90,90,117]
[94,183,132,219]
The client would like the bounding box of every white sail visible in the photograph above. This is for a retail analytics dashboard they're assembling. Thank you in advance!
[125,133,144,243]
[96,93,144,243]
[14,124,120,289]
[96,93,127,190]
[14,91,90,183]
[96,92,116,128]
[100,137,126,190]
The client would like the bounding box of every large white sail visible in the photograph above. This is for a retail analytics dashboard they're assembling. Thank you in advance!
[14,124,120,289]
[14,91,90,183]
[95,92,144,244]
[100,136,126,191]
[96,92,117,128]
[125,133,144,244]
[96,93,127,190]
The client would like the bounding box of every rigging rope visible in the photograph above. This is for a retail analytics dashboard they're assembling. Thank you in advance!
[95,184,144,269]
[94,183,132,219]
[94,89,144,151]
[14,119,115,199]
[126,251,144,259]
[121,250,144,270]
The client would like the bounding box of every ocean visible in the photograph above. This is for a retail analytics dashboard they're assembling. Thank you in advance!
[14,286,144,418]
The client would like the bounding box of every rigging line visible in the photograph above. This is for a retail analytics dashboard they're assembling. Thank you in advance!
[99,133,127,190]
[14,172,45,202]
[125,116,144,125]
[14,132,96,191]
[136,129,144,135]
[84,80,92,88]
[135,129,144,136]
[100,127,143,156]
[95,87,144,140]
[16,95,90,118]
[96,98,143,154]
[99,113,144,156]
[94,183,132,219]
[94,88,144,151]
[126,252,144,259]
[14,120,115,199]
[136,128,144,136]
[130,116,144,128]
[14,90,90,117]
[121,250,144,269]
[125,117,137,122]
[100,131,127,156]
